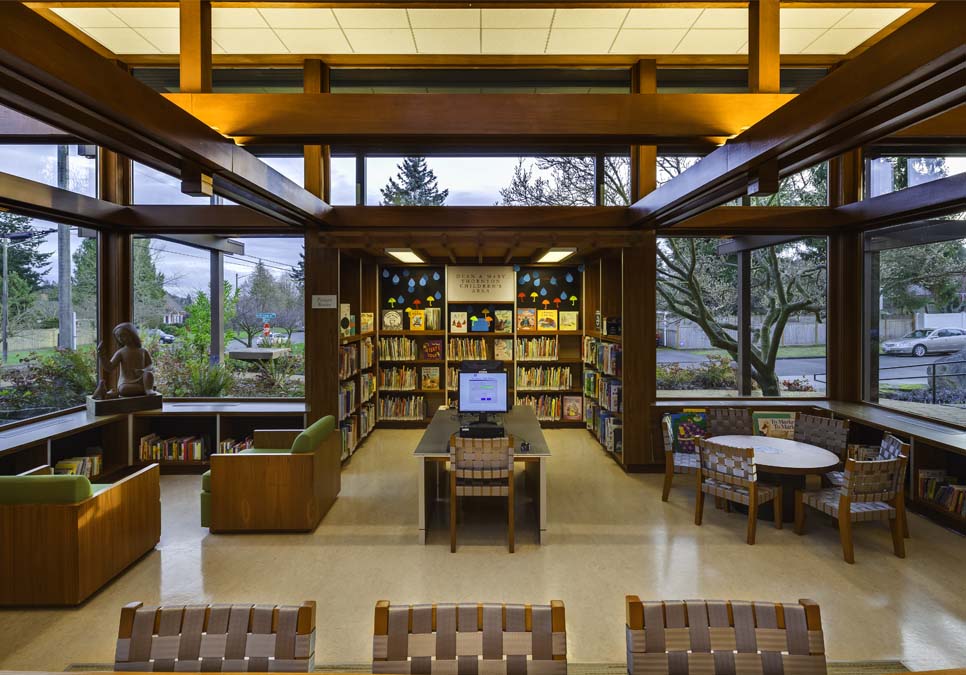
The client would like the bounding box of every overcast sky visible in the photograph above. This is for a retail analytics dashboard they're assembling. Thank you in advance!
[2,144,964,298]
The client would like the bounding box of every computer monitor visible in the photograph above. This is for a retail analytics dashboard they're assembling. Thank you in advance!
[458,371,509,415]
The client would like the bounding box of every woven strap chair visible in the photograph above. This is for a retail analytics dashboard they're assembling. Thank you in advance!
[115,601,316,672]
[795,456,908,564]
[449,434,515,552]
[625,597,826,675]
[661,413,708,502]
[695,438,782,545]
[707,408,753,437]
[373,600,566,675]
[794,414,849,459]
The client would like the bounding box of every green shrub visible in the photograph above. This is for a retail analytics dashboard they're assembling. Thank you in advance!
[657,355,738,391]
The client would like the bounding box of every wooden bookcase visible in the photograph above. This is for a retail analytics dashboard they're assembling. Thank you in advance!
[337,254,377,459]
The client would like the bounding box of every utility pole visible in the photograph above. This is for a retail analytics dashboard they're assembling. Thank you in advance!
[57,145,74,349]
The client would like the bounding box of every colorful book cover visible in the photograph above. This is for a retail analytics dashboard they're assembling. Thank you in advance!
[494,339,513,361]
[424,307,442,331]
[381,309,403,331]
[409,309,426,331]
[516,308,536,332]
[470,315,490,332]
[339,303,352,337]
[360,312,374,334]
[668,412,708,453]
[450,311,468,333]
[421,338,443,361]
[537,310,558,331]
[559,311,579,332]
[494,309,513,333]
[752,411,797,439]
[562,395,583,421]
[421,366,440,391]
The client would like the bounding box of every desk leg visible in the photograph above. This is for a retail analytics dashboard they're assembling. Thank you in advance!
[539,457,547,542]
[418,457,426,544]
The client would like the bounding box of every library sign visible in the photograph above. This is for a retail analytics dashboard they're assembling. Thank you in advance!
[446,266,516,303]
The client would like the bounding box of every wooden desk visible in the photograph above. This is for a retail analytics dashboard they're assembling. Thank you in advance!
[414,406,550,544]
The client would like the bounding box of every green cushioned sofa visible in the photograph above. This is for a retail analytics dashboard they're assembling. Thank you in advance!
[201,415,339,533]
[0,464,161,606]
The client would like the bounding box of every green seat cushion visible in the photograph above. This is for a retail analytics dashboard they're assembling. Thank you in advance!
[91,484,113,497]
[238,448,291,455]
[290,415,335,454]
[0,475,94,505]
[201,470,211,492]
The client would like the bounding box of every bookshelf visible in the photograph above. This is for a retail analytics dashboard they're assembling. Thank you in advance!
[910,439,966,534]
[337,255,378,459]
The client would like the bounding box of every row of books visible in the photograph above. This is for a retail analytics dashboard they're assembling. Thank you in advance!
[360,337,375,370]
[339,380,357,420]
[339,343,359,380]
[360,372,376,402]
[449,338,488,360]
[380,366,417,390]
[341,402,376,459]
[583,337,622,376]
[381,307,442,332]
[54,451,103,478]
[218,437,253,454]
[378,337,418,361]
[139,434,207,462]
[599,377,623,414]
[584,402,622,453]
[379,395,425,420]
[517,336,558,360]
[516,366,573,390]
[919,469,966,517]
[583,370,599,399]
[515,394,584,422]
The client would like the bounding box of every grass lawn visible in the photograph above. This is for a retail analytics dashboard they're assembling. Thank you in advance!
[660,345,827,359]
[2,347,56,365]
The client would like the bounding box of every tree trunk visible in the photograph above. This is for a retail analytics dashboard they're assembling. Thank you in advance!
[754,368,782,396]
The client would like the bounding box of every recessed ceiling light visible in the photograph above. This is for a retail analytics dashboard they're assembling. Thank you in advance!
[536,248,577,263]
[386,248,425,263]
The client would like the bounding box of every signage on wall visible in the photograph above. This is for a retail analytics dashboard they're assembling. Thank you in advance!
[446,266,515,303]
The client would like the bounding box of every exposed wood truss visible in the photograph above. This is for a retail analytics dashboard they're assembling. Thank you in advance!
[628,2,966,227]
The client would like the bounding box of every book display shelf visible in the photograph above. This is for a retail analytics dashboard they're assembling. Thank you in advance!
[338,255,378,459]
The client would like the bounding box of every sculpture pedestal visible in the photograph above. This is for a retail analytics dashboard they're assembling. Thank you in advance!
[87,394,163,417]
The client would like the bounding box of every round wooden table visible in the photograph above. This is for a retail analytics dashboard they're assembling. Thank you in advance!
[707,435,840,521]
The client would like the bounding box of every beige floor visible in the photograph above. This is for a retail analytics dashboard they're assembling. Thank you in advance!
[2,429,966,670]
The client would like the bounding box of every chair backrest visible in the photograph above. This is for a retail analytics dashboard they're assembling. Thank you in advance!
[291,415,335,454]
[707,408,753,436]
[841,457,907,503]
[373,601,566,674]
[662,412,708,454]
[696,438,758,488]
[878,433,910,461]
[793,414,849,458]
[449,435,514,472]
[625,597,826,675]
[115,601,316,671]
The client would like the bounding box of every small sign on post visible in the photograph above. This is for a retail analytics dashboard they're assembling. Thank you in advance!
[263,323,271,336]
[256,312,277,321]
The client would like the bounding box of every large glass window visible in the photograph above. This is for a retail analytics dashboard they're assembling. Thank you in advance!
[657,236,827,398]
[867,154,966,198]
[0,215,97,425]
[866,220,966,427]
[0,144,97,197]
[133,162,210,205]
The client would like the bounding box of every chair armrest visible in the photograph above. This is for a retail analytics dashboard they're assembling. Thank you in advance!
[253,429,302,449]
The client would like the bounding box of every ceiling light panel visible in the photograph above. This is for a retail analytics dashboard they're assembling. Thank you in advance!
[111,8,179,29]
[482,9,554,29]
[835,8,908,29]
[547,28,619,54]
[800,27,879,54]
[134,28,180,54]
[537,248,577,263]
[82,27,160,53]
[408,9,480,29]
[259,8,339,30]
[675,29,747,54]
[611,29,687,55]
[623,9,702,30]
[780,8,851,29]
[482,29,550,55]
[780,28,826,54]
[691,9,747,29]
[552,9,628,29]
[414,29,481,54]
[344,28,416,54]
[277,29,352,54]
[334,8,409,29]
[386,249,424,264]
[211,28,286,54]
[212,8,267,29]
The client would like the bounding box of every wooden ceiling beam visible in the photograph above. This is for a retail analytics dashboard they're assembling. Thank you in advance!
[179,0,212,94]
[324,205,636,230]
[0,2,330,227]
[748,0,780,94]
[628,3,966,227]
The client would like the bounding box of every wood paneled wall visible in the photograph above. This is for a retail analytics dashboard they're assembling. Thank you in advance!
[304,229,339,425]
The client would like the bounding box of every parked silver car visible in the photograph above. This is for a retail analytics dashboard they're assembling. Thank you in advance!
[881,328,966,357]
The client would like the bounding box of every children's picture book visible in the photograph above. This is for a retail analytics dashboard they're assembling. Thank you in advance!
[562,395,583,421]
[559,311,579,332]
[424,307,442,331]
[381,309,403,331]
[450,311,468,333]
[494,339,513,361]
[421,338,444,361]
[752,411,797,439]
[537,309,558,331]
[516,308,536,332]
[408,309,426,331]
[494,309,513,333]
[360,312,374,334]
[421,366,440,391]
[470,315,490,332]
[339,303,352,337]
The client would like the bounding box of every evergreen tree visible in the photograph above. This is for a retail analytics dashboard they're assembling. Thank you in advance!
[380,156,449,206]
[290,250,305,291]
[71,237,97,321]
[132,239,167,328]
[0,212,54,290]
